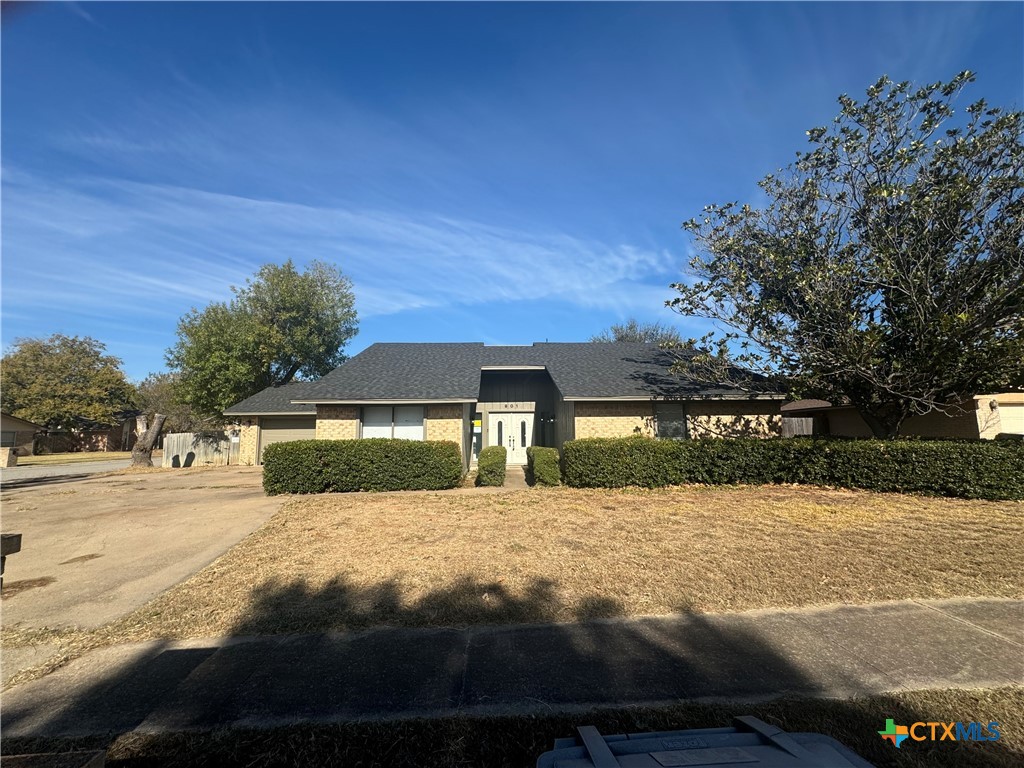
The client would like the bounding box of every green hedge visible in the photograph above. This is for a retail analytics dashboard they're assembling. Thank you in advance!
[526,446,561,486]
[262,439,463,495]
[477,446,507,486]
[560,436,1024,500]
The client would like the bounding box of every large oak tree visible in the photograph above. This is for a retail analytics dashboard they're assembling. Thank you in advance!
[670,73,1023,437]
[1,334,135,429]
[167,260,358,417]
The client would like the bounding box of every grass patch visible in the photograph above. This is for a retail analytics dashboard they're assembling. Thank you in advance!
[16,452,153,466]
[2,686,1020,767]
[15,485,1017,643]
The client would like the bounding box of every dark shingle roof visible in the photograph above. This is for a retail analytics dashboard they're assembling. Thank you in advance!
[282,342,782,404]
[223,382,318,416]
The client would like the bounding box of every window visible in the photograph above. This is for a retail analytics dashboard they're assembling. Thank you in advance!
[393,406,424,440]
[521,419,527,447]
[655,403,688,440]
[0,431,16,448]
[361,406,424,440]
[362,406,393,439]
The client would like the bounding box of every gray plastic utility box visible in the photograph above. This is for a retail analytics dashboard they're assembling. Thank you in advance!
[536,716,875,767]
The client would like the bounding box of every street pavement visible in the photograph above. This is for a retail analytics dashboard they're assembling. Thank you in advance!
[0,459,132,484]
[3,597,1021,738]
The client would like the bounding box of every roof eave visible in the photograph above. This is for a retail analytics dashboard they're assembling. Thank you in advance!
[292,398,476,405]
[562,393,787,402]
[224,410,317,417]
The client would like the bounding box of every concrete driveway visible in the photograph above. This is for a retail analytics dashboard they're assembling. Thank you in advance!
[0,467,280,630]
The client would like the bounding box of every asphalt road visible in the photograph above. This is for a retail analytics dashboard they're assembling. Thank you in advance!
[0,459,132,484]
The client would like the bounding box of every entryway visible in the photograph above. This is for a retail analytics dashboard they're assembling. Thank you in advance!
[487,412,534,464]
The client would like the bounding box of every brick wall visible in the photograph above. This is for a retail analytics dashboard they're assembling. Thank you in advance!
[425,404,463,450]
[686,401,782,438]
[316,405,359,440]
[238,420,260,466]
[823,397,1010,440]
[902,405,988,439]
[574,401,655,438]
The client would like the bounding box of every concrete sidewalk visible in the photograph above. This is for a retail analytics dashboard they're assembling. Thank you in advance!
[3,598,1021,738]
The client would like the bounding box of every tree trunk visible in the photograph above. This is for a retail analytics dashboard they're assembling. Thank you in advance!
[857,406,902,439]
[131,413,167,467]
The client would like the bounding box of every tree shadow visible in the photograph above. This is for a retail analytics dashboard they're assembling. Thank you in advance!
[165,432,231,468]
[2,575,1020,767]
[0,472,94,491]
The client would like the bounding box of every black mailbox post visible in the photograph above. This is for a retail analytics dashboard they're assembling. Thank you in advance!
[1,533,23,589]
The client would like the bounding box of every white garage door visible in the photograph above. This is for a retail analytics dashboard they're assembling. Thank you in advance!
[258,416,316,462]
[1000,404,1024,435]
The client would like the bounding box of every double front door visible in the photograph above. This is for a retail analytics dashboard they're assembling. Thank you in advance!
[488,412,534,464]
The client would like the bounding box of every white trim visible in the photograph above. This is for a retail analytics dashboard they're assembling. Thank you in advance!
[480,365,547,371]
[226,411,316,417]
[562,394,787,402]
[293,398,475,405]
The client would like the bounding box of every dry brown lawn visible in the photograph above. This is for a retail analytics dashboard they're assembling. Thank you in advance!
[95,484,1023,641]
[5,686,1021,767]
[17,451,160,466]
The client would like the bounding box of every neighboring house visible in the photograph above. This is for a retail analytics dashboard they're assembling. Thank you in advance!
[781,393,1024,439]
[225,342,786,467]
[36,414,139,453]
[0,412,42,456]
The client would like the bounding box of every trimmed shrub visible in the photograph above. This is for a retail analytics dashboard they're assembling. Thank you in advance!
[561,436,1024,500]
[526,446,561,486]
[477,446,507,486]
[263,439,463,495]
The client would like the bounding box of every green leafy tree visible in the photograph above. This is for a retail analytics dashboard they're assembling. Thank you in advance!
[670,73,1024,438]
[134,372,207,433]
[590,319,683,345]
[0,334,135,428]
[168,260,358,416]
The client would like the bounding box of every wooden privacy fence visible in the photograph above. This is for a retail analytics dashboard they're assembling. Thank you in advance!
[781,417,814,438]
[162,431,239,468]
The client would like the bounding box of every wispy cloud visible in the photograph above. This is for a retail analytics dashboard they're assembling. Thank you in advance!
[64,2,100,26]
[2,170,678,328]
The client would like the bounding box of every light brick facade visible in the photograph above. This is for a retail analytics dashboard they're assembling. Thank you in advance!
[572,400,783,440]
[816,395,1014,439]
[316,405,359,440]
[425,404,463,450]
[238,420,260,466]
[574,401,656,438]
[686,401,783,438]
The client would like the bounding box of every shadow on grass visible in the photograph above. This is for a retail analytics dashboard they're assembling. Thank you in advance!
[2,575,1020,767]
[225,574,623,635]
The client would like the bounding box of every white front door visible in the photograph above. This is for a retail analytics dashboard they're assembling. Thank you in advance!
[488,412,534,464]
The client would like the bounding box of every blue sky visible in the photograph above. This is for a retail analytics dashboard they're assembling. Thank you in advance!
[3,2,1021,381]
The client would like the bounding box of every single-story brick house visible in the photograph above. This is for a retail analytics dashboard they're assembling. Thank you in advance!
[34,414,139,454]
[0,411,42,457]
[224,342,787,467]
